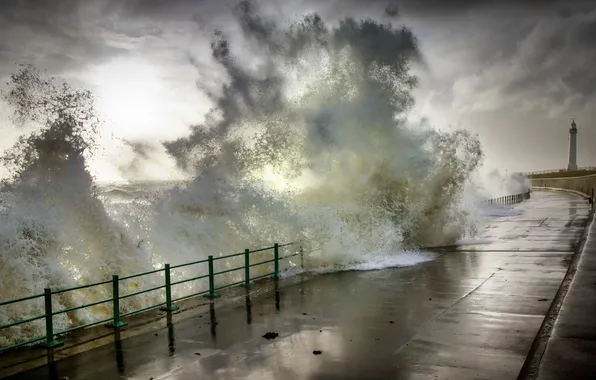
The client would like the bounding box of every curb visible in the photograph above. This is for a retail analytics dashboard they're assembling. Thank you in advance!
[516,199,594,380]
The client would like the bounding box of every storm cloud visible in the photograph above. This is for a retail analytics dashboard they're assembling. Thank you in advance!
[452,8,596,116]
[0,0,595,178]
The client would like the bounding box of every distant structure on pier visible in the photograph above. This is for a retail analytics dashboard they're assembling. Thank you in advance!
[568,119,578,171]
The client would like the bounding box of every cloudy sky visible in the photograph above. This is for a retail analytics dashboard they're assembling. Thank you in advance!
[0,0,595,181]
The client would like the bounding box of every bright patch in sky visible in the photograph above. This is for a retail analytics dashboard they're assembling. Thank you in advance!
[81,58,210,182]
[90,59,166,139]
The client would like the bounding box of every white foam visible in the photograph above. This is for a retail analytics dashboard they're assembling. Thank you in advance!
[480,204,525,218]
[279,250,437,278]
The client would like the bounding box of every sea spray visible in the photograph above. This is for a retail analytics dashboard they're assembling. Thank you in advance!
[155,6,483,266]
[0,5,486,346]
[482,169,531,198]
[0,66,160,346]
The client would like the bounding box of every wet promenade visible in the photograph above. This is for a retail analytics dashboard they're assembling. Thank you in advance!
[533,196,596,380]
[0,190,591,380]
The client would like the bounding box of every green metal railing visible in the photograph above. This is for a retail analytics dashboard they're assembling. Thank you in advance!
[482,190,531,205]
[0,242,303,353]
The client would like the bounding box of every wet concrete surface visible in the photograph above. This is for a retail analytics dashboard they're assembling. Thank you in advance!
[1,190,591,380]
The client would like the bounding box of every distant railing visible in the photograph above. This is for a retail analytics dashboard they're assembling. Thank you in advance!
[0,242,302,353]
[482,190,531,205]
[523,167,596,176]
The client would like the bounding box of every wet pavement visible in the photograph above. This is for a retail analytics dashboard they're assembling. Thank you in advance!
[0,190,591,380]
[533,198,596,380]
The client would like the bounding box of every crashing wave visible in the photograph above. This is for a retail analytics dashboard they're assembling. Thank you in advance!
[0,4,484,345]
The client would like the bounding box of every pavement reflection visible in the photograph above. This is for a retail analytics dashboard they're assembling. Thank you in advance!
[2,190,590,380]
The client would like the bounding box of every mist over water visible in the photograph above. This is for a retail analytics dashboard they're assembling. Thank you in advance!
[0,4,494,345]
[479,169,530,198]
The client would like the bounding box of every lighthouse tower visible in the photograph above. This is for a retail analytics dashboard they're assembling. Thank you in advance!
[567,119,578,171]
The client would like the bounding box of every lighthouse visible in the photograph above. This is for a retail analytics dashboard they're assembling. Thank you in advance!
[567,119,578,171]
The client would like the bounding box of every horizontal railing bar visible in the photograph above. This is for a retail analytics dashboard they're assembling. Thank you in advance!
[54,317,113,336]
[120,285,165,300]
[170,258,209,269]
[120,302,166,318]
[213,280,246,291]
[249,258,276,267]
[53,298,112,316]
[171,289,210,303]
[213,251,245,261]
[279,253,299,260]
[171,274,209,286]
[0,293,45,307]
[250,272,275,282]
[52,280,112,295]
[0,314,46,330]
[120,268,165,281]
[0,335,46,353]
[1,241,298,352]
[248,245,275,254]
[213,266,244,276]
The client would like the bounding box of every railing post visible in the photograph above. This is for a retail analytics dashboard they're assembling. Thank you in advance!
[107,275,127,328]
[204,255,219,299]
[243,249,251,288]
[273,243,280,280]
[38,288,63,349]
[160,264,180,312]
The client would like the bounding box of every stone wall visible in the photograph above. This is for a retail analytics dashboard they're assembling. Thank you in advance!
[531,174,596,198]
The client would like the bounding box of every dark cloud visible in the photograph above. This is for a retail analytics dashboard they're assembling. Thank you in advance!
[395,0,593,15]
[0,0,128,78]
[452,7,596,117]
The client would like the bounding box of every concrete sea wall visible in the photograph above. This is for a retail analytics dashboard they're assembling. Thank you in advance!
[531,174,596,198]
